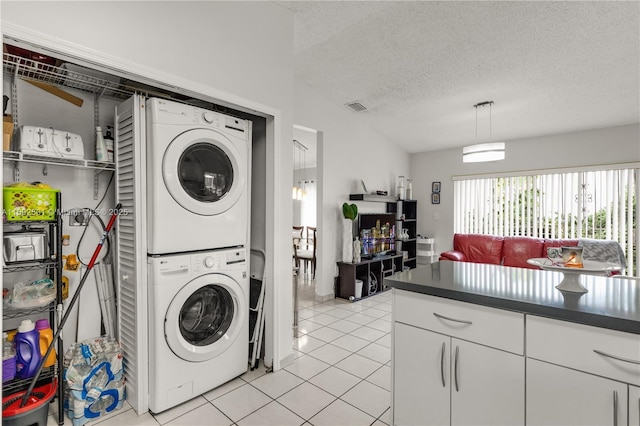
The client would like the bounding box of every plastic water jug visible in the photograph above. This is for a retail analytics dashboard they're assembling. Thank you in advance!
[35,318,56,368]
[15,319,42,379]
[2,332,16,382]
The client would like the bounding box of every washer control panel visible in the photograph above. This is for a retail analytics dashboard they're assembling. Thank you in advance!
[191,248,246,274]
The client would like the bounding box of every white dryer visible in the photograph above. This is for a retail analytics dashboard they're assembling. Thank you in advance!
[148,248,249,413]
[146,98,251,255]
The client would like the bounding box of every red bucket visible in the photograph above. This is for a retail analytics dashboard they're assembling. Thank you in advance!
[2,379,57,426]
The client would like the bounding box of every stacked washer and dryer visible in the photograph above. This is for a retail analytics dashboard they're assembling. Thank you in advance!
[145,98,251,413]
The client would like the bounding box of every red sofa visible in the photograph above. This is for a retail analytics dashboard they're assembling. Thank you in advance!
[439,233,579,269]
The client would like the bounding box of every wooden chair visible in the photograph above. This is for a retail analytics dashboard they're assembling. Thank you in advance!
[296,226,316,278]
[292,226,304,270]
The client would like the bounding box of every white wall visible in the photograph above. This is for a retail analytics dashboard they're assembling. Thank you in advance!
[410,124,640,253]
[294,80,410,299]
[2,1,296,368]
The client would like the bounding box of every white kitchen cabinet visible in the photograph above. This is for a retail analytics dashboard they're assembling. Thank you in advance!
[393,322,449,426]
[527,358,628,426]
[630,385,640,426]
[527,315,640,426]
[392,289,525,426]
[450,338,524,426]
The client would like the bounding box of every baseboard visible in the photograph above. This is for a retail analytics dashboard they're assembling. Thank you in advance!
[279,352,296,369]
[314,291,335,303]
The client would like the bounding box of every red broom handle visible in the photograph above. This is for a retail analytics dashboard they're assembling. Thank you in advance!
[87,204,121,269]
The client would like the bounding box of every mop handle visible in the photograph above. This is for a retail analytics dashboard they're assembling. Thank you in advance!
[20,204,122,407]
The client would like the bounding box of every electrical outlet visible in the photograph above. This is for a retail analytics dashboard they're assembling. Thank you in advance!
[69,208,91,226]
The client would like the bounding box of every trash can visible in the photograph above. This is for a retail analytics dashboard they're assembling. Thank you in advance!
[355,279,363,299]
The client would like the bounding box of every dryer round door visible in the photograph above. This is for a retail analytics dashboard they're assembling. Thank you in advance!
[162,128,245,216]
[165,273,246,362]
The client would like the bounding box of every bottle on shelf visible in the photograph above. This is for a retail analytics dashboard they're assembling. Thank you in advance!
[95,126,108,162]
[353,237,362,263]
[406,179,413,200]
[104,126,114,162]
[15,319,42,379]
[3,332,16,382]
[35,318,56,368]
[397,176,405,200]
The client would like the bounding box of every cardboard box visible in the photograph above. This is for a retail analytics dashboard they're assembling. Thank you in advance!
[3,115,14,151]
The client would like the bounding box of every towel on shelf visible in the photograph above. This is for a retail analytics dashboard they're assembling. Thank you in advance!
[578,238,627,268]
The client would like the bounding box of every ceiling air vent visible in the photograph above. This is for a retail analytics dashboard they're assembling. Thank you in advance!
[345,101,367,113]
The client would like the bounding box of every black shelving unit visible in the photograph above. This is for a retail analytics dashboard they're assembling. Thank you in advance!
[387,200,418,269]
[336,253,404,301]
[2,192,64,425]
[346,194,419,271]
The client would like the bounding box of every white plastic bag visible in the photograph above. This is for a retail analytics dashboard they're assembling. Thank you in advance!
[4,277,55,309]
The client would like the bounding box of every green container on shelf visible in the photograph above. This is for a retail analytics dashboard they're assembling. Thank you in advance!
[3,187,59,221]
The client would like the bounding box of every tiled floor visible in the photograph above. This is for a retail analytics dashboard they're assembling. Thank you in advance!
[49,274,392,426]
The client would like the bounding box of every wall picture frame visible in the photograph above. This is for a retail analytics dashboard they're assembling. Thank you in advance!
[432,181,441,193]
[431,192,440,204]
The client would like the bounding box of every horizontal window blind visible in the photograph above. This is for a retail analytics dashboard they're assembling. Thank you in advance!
[454,168,638,276]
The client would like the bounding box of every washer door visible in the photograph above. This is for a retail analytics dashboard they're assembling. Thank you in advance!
[165,273,245,362]
[163,128,245,216]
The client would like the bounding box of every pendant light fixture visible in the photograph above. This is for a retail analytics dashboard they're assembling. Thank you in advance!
[292,140,299,199]
[292,140,308,200]
[463,101,505,163]
[300,147,307,201]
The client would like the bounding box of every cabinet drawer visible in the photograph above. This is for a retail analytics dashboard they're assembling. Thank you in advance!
[527,315,640,386]
[393,289,524,354]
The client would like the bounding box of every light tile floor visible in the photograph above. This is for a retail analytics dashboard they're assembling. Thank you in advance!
[49,275,392,426]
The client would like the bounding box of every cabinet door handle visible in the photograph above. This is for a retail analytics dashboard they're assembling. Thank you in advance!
[433,312,473,325]
[594,349,640,365]
[440,342,446,387]
[454,345,460,392]
[613,390,618,426]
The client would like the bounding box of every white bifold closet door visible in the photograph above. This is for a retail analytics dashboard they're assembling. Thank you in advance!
[114,94,148,414]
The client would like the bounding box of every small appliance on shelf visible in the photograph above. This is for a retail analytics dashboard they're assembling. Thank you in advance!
[17,126,85,160]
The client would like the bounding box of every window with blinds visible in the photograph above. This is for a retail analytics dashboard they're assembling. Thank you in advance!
[454,166,639,276]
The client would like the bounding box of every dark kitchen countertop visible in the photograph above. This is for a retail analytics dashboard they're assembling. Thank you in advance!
[386,261,640,334]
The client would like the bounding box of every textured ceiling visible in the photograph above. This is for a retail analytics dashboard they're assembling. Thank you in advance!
[277,1,640,154]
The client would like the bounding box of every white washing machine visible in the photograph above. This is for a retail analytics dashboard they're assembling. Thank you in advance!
[146,98,251,255]
[148,248,248,413]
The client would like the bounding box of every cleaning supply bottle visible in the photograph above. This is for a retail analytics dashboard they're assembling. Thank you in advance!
[104,126,114,162]
[35,318,56,368]
[95,126,107,162]
[2,332,16,382]
[15,319,42,379]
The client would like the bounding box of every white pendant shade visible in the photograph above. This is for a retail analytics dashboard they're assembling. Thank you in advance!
[463,101,506,163]
[463,142,505,163]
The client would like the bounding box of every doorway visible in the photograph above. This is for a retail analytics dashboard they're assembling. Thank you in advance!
[292,125,321,330]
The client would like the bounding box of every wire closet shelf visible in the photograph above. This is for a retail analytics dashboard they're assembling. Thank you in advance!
[3,52,136,101]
